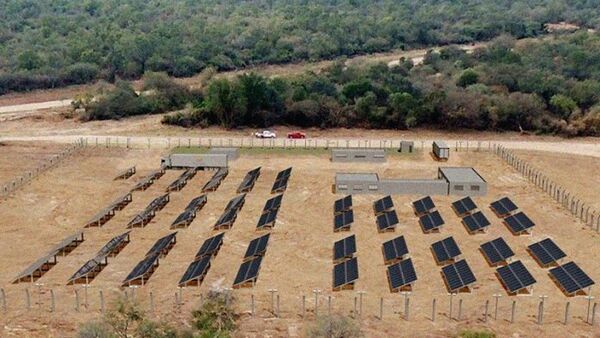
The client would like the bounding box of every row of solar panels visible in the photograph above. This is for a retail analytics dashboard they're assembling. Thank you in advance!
[127,193,171,228]
[271,167,292,194]
[202,168,229,192]
[131,168,166,192]
[171,195,208,228]
[166,168,197,192]
[237,167,261,193]
[214,193,246,229]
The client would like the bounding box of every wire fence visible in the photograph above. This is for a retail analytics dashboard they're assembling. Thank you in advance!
[0,139,85,199]
[0,287,597,328]
[494,145,600,232]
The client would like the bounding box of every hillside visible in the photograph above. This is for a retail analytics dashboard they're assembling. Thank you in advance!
[1,0,599,94]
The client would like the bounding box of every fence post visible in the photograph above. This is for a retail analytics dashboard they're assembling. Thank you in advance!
[458,299,463,321]
[484,300,489,323]
[100,290,104,313]
[564,301,569,325]
[50,289,55,313]
[379,297,383,320]
[510,300,516,323]
[302,295,306,318]
[251,294,255,317]
[1,288,6,312]
[75,289,80,312]
[586,296,595,324]
[25,289,31,311]
[591,303,597,326]
[431,298,436,322]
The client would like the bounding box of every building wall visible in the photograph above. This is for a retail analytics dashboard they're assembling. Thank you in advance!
[447,182,487,196]
[208,148,239,161]
[335,178,449,195]
[433,141,450,159]
[162,154,228,168]
[331,148,386,162]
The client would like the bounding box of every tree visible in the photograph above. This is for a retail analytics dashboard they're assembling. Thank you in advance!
[457,69,479,87]
[205,78,247,128]
[550,94,577,118]
[18,51,44,70]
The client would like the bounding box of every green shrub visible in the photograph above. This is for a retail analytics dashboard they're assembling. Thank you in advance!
[306,314,363,338]
[191,291,237,337]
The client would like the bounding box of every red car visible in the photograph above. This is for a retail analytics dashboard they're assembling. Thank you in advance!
[287,131,306,139]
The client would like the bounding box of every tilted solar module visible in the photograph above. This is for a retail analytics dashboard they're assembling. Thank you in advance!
[195,233,225,258]
[387,258,417,291]
[275,167,292,181]
[377,210,399,231]
[333,235,356,262]
[374,196,394,215]
[528,238,567,266]
[504,212,535,234]
[257,209,279,229]
[225,194,246,212]
[496,260,536,293]
[442,259,476,292]
[146,232,177,257]
[171,209,196,228]
[271,176,290,193]
[244,234,271,259]
[202,168,228,192]
[166,168,196,192]
[68,232,131,284]
[490,197,518,217]
[233,256,263,287]
[214,208,238,229]
[419,210,445,232]
[462,211,491,233]
[333,257,359,289]
[122,251,160,286]
[480,237,514,265]
[185,195,208,212]
[264,194,283,212]
[382,236,409,264]
[431,237,462,263]
[179,255,212,287]
[452,196,478,216]
[334,195,353,214]
[413,196,436,215]
[237,167,261,193]
[549,261,595,295]
[334,209,354,231]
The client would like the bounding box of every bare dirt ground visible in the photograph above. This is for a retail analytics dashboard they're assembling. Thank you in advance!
[0,145,598,337]
[514,150,600,211]
[0,141,66,185]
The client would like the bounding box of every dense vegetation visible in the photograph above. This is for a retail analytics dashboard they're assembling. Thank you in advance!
[2,0,600,94]
[159,33,600,136]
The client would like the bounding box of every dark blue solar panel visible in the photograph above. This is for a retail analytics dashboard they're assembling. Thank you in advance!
[549,262,594,294]
[374,196,394,214]
[388,258,417,290]
[244,234,270,259]
[257,209,279,228]
[377,210,399,231]
[413,196,435,215]
[452,197,477,216]
[442,259,476,292]
[334,210,354,230]
[264,194,283,212]
[528,238,566,266]
[333,257,359,288]
[123,251,160,284]
[420,210,444,231]
[490,197,518,217]
[334,235,356,261]
[334,195,353,214]
[179,256,212,286]
[504,212,535,233]
[233,256,263,286]
[195,233,225,258]
[480,237,514,265]
[431,237,461,263]
[497,260,536,293]
[382,236,408,263]
[462,211,491,232]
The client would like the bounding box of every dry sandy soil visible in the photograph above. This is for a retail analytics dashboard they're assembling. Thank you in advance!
[514,150,600,212]
[0,145,598,337]
[0,141,67,186]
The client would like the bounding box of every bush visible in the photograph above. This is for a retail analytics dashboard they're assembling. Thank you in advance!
[457,329,496,338]
[306,314,362,338]
[77,321,114,338]
[191,291,237,337]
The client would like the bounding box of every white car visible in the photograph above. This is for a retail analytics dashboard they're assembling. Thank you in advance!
[254,130,277,138]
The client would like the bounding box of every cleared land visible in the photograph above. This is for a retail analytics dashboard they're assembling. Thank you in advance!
[0,145,598,337]
[514,150,600,212]
[0,141,67,186]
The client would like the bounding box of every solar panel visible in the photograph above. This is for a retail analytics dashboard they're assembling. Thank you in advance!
[128,193,170,228]
[333,235,356,262]
[264,194,283,212]
[382,236,409,264]
[504,212,535,234]
[496,261,536,293]
[334,195,353,214]
[171,209,196,228]
[480,237,514,265]
[275,167,292,181]
[528,238,567,266]
[413,196,435,215]
[419,210,445,232]
[214,208,238,229]
[244,234,271,259]
[442,259,477,292]
[195,233,225,258]
[271,176,290,193]
[374,196,394,214]
[377,210,399,232]
[122,251,160,286]
[387,258,417,291]
[179,256,212,287]
[334,209,354,231]
[67,232,131,285]
[13,231,85,283]
[114,166,136,180]
[452,197,478,216]
[549,261,595,295]
[431,237,461,263]
[166,168,196,192]
[146,232,177,257]
[257,209,279,229]
[185,195,208,212]
[490,197,518,217]
[462,211,491,233]
[237,167,261,193]
[85,192,133,227]
[225,194,246,212]
[333,257,359,289]
[233,256,263,288]
[202,168,228,192]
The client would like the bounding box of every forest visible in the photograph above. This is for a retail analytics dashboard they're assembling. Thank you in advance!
[2,0,600,94]
[80,32,600,136]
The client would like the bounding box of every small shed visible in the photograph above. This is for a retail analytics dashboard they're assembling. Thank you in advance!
[432,141,450,161]
[399,141,414,153]
[331,148,386,163]
[438,167,487,196]
[161,154,228,169]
